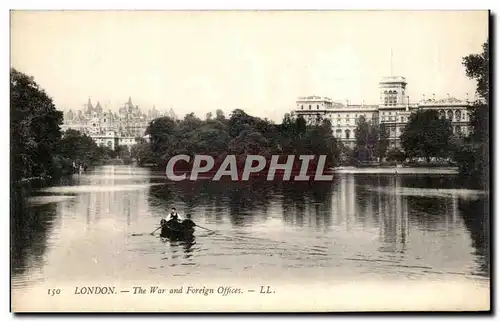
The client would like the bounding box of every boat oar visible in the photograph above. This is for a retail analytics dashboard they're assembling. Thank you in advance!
[195,224,214,232]
[150,226,161,235]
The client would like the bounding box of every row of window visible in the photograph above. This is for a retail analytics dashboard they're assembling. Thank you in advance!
[301,109,468,122]
[332,125,470,140]
[300,104,322,110]
[440,110,466,120]
[381,117,406,122]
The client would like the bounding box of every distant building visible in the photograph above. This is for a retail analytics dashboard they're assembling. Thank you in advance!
[62,97,175,150]
[294,76,474,149]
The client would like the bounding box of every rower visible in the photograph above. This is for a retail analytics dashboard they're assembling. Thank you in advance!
[182,214,196,229]
[169,207,180,222]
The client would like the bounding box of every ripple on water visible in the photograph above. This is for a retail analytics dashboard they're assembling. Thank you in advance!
[364,186,488,199]
[27,195,76,206]
[39,183,163,194]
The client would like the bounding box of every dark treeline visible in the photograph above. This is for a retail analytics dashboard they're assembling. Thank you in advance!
[10,68,124,184]
[133,108,341,176]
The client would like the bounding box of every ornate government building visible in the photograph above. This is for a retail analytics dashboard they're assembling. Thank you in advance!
[62,97,177,150]
[294,76,474,149]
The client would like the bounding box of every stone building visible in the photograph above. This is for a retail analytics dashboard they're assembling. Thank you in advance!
[62,97,176,150]
[294,76,474,149]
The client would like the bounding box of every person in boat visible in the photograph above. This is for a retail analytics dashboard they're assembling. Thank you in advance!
[167,207,183,231]
[168,207,180,222]
[181,214,196,230]
[159,218,170,238]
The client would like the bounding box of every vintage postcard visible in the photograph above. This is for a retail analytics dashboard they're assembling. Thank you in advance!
[10,10,490,312]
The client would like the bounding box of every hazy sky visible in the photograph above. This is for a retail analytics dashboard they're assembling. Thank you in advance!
[11,10,488,122]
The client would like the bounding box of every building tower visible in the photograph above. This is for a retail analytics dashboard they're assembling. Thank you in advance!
[379,76,407,107]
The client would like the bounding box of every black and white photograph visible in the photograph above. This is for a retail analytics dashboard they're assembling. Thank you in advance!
[9,10,490,312]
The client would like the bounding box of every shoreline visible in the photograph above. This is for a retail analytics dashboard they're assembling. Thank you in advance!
[331,166,459,175]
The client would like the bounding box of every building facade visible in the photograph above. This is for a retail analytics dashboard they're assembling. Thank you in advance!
[294,76,473,149]
[62,97,177,150]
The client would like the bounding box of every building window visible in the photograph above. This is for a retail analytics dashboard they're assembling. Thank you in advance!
[104,119,106,123]
[346,114,349,118]
[345,129,351,139]
[301,105,304,110]
[455,125,461,133]
[389,112,392,115]
[309,105,311,110]
[337,114,340,118]
[447,110,453,120]
[439,110,445,119]
[317,105,319,110]
[455,110,461,121]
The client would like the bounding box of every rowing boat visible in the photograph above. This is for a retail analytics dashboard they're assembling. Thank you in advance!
[160,220,195,240]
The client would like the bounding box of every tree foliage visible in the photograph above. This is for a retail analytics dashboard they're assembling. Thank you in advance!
[11,68,117,181]
[454,40,489,187]
[11,68,63,180]
[400,109,453,163]
[143,109,340,172]
[353,116,388,162]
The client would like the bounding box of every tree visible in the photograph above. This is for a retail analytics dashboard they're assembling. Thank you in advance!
[145,116,177,163]
[354,116,387,162]
[374,123,389,162]
[10,68,63,180]
[215,109,226,121]
[115,145,132,164]
[130,141,153,165]
[463,41,489,102]
[456,40,489,186]
[354,116,381,162]
[59,129,111,167]
[401,109,453,163]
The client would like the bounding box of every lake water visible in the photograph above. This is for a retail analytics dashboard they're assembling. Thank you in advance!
[11,165,490,311]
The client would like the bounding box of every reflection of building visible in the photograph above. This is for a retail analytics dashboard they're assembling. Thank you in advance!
[62,97,178,150]
[294,76,474,149]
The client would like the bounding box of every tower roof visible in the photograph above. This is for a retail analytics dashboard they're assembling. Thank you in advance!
[379,76,407,85]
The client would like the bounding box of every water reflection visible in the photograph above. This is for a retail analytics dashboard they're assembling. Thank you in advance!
[11,185,59,285]
[11,166,490,292]
[458,198,490,276]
